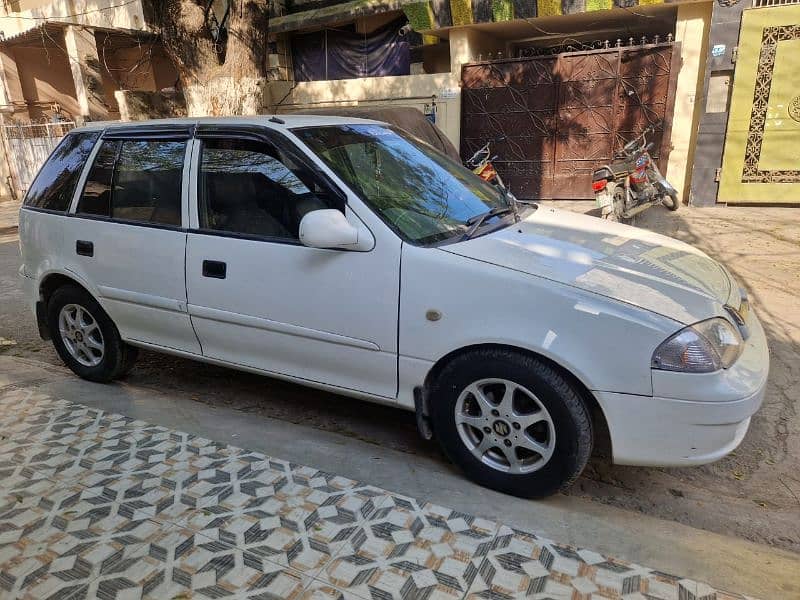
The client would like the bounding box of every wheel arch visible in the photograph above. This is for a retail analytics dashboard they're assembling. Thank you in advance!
[36,271,99,340]
[420,343,612,459]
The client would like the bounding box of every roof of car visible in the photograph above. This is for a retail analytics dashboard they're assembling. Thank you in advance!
[74,115,385,134]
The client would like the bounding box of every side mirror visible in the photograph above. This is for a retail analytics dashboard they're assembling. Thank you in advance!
[299,209,370,251]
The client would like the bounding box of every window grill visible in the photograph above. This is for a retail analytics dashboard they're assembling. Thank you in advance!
[752,0,800,7]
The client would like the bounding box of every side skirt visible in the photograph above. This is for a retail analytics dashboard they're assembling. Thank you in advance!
[123,338,403,409]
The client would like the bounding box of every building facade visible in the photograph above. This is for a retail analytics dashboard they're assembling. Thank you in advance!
[267,0,712,203]
[1,0,795,204]
[0,0,178,197]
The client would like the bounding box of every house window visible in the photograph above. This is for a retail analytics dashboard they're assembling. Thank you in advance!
[291,17,410,82]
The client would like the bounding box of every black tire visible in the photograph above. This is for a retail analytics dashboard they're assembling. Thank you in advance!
[663,193,680,211]
[430,349,593,498]
[47,285,138,383]
[604,184,631,224]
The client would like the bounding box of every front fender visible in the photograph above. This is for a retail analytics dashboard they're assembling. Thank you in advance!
[399,244,680,398]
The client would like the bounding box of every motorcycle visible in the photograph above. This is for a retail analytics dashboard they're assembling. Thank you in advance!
[591,124,679,223]
[465,141,505,189]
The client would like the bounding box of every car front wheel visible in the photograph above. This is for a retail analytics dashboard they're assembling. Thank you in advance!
[47,285,138,383]
[430,349,593,498]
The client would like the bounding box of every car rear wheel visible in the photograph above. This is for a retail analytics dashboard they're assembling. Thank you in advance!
[47,285,138,382]
[430,349,593,498]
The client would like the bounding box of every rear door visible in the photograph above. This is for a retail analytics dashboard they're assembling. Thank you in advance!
[184,127,400,398]
[63,126,201,354]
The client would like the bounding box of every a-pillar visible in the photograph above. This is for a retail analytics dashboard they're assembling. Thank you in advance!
[63,26,110,122]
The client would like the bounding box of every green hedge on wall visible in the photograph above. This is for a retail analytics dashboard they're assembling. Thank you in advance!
[491,0,513,21]
[403,2,435,30]
[450,0,474,25]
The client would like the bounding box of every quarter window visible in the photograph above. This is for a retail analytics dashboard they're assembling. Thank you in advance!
[198,138,334,240]
[24,131,99,212]
[77,139,186,226]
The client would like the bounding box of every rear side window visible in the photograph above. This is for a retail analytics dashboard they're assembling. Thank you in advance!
[77,139,186,226]
[23,131,99,211]
[77,140,117,217]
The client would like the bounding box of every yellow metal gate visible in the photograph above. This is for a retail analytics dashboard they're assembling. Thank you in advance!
[719,5,800,203]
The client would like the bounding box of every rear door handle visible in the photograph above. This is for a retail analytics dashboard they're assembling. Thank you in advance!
[76,240,94,257]
[202,260,226,279]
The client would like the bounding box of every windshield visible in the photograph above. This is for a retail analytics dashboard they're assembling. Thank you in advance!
[293,124,512,245]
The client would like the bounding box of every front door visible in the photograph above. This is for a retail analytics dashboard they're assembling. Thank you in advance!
[64,134,201,354]
[184,131,400,398]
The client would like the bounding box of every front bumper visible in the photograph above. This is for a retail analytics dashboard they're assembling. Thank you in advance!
[596,311,769,467]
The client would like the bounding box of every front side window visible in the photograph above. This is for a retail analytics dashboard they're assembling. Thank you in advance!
[24,131,99,212]
[198,138,333,240]
[77,139,186,226]
[293,124,511,245]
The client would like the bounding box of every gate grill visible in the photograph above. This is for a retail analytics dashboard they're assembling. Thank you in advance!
[1,120,76,197]
[460,43,679,200]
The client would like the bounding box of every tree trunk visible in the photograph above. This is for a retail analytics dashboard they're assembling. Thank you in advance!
[143,0,270,116]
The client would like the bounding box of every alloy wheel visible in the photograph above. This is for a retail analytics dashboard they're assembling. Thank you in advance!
[454,378,555,474]
[58,303,105,367]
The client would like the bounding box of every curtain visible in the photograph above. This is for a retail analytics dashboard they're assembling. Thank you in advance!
[292,18,410,82]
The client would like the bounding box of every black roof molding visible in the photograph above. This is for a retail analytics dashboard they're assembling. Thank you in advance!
[101,123,195,140]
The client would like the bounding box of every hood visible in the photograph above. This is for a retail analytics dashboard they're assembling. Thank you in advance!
[443,206,732,324]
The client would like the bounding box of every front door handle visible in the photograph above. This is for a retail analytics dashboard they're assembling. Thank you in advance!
[202,260,226,279]
[76,240,94,257]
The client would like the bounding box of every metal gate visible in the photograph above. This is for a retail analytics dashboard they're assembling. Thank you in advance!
[461,42,680,200]
[718,6,800,203]
[1,120,76,198]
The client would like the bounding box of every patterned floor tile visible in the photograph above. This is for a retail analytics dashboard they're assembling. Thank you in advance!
[0,464,61,505]
[0,389,756,600]
[301,578,368,599]
[463,525,698,599]
[0,483,159,599]
[321,494,499,599]
[0,389,70,427]
[79,448,287,525]
[81,524,311,599]
[177,465,387,573]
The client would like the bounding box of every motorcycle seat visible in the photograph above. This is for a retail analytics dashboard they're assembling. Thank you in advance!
[610,163,630,177]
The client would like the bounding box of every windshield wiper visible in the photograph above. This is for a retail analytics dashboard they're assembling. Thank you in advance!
[462,206,514,240]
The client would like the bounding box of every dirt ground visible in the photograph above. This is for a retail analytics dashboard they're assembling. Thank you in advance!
[1,199,798,553]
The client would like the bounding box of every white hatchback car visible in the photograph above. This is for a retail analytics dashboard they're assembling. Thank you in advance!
[19,116,768,497]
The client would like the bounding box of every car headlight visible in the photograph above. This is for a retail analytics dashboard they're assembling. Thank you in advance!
[651,317,743,373]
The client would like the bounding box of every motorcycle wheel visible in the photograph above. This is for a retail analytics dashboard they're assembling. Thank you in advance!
[602,185,629,224]
[662,194,680,211]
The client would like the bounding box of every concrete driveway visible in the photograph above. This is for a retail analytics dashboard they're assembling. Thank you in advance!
[1,199,799,598]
